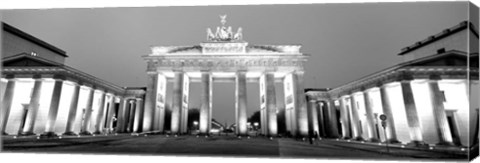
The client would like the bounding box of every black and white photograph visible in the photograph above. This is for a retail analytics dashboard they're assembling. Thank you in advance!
[0,1,479,162]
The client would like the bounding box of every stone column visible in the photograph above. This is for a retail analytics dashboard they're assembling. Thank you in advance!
[127,100,136,132]
[339,98,351,139]
[156,74,167,133]
[236,71,248,136]
[1,75,16,135]
[199,71,212,135]
[327,100,340,138]
[143,73,158,132]
[80,87,95,135]
[261,108,266,135]
[379,85,399,143]
[63,82,81,135]
[264,73,278,136]
[21,75,43,135]
[400,80,424,145]
[294,72,308,137]
[17,104,29,135]
[93,92,107,134]
[133,98,144,133]
[349,95,363,140]
[105,95,116,132]
[362,91,379,142]
[307,98,320,137]
[316,101,326,137]
[42,76,65,136]
[180,74,190,134]
[283,73,297,136]
[116,97,127,133]
[428,76,454,145]
[171,71,184,134]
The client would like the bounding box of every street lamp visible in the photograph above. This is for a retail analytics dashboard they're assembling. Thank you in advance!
[193,121,199,131]
[254,122,259,131]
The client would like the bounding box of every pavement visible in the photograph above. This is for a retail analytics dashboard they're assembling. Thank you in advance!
[0,134,473,161]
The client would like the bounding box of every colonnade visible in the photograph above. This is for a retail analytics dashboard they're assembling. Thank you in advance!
[307,76,471,147]
[0,74,145,136]
[142,70,309,137]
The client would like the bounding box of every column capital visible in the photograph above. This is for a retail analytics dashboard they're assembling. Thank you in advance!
[4,74,15,80]
[308,98,317,103]
[359,86,368,92]
[32,74,42,80]
[52,74,67,80]
[66,81,81,87]
[294,71,305,75]
[397,71,414,81]
[429,74,442,81]
[146,71,158,75]
[172,69,184,73]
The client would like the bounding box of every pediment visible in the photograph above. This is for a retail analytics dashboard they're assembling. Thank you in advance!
[409,54,467,66]
[2,53,61,67]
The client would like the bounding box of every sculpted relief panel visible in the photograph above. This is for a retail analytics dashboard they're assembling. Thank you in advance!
[146,57,305,72]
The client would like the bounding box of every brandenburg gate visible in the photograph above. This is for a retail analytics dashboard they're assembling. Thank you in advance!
[142,15,309,137]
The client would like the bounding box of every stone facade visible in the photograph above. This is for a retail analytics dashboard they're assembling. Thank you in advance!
[142,17,310,137]
[305,21,479,148]
[1,23,146,136]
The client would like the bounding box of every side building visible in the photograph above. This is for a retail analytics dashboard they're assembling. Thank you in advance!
[305,21,479,148]
[1,22,146,136]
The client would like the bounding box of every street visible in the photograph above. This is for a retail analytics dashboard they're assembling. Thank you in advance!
[1,134,468,161]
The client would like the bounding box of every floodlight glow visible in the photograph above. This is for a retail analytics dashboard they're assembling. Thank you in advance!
[212,72,235,78]
[5,79,34,134]
[53,82,75,133]
[385,82,410,143]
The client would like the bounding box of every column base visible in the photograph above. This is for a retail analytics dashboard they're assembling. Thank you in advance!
[266,134,278,137]
[40,132,58,138]
[406,141,429,148]
[19,132,37,136]
[384,139,401,144]
[2,132,9,136]
[236,133,249,137]
[198,133,211,136]
[436,141,456,146]
[62,131,78,136]
[368,138,380,142]
[353,137,365,141]
[79,131,92,135]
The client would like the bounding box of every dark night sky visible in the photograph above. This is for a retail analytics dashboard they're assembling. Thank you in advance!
[1,2,471,125]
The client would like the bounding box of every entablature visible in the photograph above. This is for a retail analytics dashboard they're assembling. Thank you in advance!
[328,66,477,98]
[2,66,127,95]
[145,55,308,73]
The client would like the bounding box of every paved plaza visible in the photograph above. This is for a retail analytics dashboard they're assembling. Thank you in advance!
[1,134,469,161]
